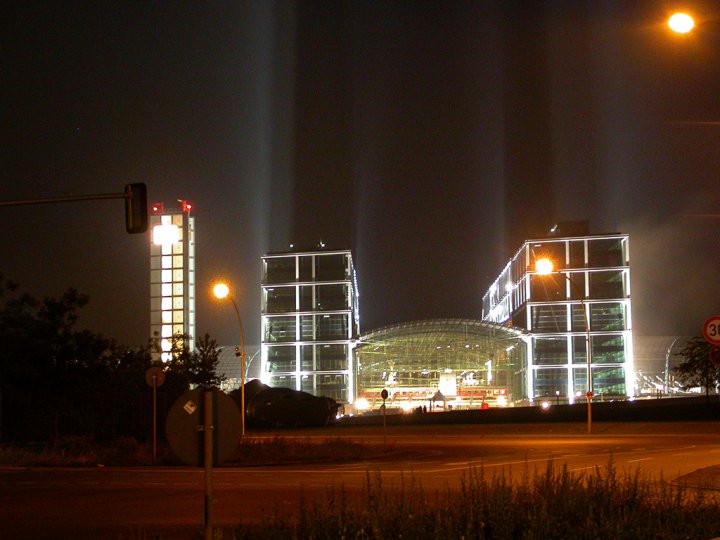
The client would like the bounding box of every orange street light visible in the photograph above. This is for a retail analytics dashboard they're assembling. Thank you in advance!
[534,258,593,434]
[213,281,246,438]
[668,12,695,34]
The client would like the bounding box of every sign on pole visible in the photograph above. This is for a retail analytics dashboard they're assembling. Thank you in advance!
[703,316,720,346]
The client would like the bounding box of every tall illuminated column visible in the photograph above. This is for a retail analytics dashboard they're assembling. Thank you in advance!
[149,201,196,361]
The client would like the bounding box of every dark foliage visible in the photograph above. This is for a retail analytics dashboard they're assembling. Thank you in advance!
[674,336,720,397]
[0,276,223,443]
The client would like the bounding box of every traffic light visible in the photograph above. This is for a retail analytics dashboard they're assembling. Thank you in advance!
[125,183,148,234]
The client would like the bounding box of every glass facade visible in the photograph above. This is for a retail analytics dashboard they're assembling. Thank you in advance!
[356,319,527,409]
[260,250,359,403]
[482,231,633,402]
[149,204,196,361]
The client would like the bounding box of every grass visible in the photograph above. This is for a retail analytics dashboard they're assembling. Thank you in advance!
[233,459,720,539]
[0,435,384,467]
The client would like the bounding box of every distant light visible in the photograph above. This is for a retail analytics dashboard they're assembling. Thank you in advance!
[496,395,507,407]
[541,401,551,410]
[355,398,370,411]
[535,258,554,275]
[668,12,695,34]
[152,224,180,246]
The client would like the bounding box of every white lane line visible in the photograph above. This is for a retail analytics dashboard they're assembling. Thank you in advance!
[626,458,653,463]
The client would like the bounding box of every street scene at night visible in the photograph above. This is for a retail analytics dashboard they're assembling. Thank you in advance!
[3,2,720,538]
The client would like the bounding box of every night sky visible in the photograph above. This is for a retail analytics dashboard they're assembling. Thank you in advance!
[3,1,720,350]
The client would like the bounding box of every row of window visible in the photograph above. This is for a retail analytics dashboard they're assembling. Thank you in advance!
[263,253,350,284]
[265,314,349,342]
[534,366,626,396]
[264,284,351,313]
[533,334,626,365]
[522,302,627,332]
[266,343,350,372]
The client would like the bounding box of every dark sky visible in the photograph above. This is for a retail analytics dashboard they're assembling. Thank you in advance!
[3,1,720,349]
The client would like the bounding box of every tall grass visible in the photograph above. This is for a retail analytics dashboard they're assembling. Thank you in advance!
[234,459,720,539]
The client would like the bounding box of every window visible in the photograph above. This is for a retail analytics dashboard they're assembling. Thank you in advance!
[315,254,347,281]
[265,316,296,342]
[269,375,296,390]
[265,287,295,313]
[529,241,566,271]
[568,240,585,268]
[266,346,296,372]
[593,367,625,395]
[265,257,295,284]
[316,344,347,371]
[317,314,348,339]
[572,336,587,364]
[590,303,625,331]
[531,305,567,333]
[534,337,568,365]
[588,238,624,267]
[592,335,625,364]
[530,274,564,302]
[534,368,568,398]
[589,271,624,299]
[316,284,348,311]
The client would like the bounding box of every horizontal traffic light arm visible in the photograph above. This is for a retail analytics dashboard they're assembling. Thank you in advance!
[0,183,148,234]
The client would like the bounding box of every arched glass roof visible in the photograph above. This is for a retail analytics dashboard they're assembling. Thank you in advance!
[355,319,527,407]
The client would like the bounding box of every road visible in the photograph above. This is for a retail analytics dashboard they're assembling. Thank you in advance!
[2,422,720,538]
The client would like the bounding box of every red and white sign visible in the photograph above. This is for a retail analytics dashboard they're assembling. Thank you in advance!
[703,316,720,346]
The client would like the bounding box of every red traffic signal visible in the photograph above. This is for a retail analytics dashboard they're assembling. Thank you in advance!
[125,183,148,234]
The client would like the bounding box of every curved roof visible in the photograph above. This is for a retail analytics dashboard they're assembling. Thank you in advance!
[358,318,526,345]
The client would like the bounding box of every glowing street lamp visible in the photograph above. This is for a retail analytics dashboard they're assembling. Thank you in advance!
[668,12,695,34]
[535,258,593,434]
[212,281,246,437]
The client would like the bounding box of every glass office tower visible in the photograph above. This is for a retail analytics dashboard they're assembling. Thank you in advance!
[482,225,632,401]
[260,249,359,403]
[149,201,196,361]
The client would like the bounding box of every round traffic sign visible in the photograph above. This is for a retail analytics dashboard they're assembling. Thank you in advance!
[145,366,165,387]
[380,389,388,400]
[586,391,593,399]
[703,316,720,346]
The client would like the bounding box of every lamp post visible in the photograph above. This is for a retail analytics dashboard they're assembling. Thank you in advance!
[535,258,593,434]
[212,282,246,438]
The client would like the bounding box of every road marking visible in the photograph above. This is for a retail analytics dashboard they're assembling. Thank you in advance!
[626,458,653,463]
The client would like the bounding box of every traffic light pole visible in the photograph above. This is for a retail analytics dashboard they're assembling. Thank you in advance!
[0,184,148,233]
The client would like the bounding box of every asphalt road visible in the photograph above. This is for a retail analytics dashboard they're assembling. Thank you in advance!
[2,422,720,538]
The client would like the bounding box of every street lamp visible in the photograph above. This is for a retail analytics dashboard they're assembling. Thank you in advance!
[668,12,695,34]
[212,282,246,437]
[534,258,593,434]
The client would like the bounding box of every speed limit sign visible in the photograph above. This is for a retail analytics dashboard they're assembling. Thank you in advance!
[703,316,720,346]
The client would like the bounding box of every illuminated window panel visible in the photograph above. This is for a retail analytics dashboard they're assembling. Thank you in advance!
[173,256,183,268]
[173,324,184,335]
[161,325,172,338]
[161,339,172,352]
[173,297,183,309]
[161,270,172,282]
[162,283,172,296]
[162,256,172,269]
[173,244,183,255]
[173,269,183,282]
[173,311,184,323]
[161,298,172,310]
[162,311,172,323]
[173,283,183,295]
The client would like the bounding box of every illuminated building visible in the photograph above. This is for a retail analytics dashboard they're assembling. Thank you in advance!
[355,319,526,411]
[260,249,359,402]
[149,201,195,361]
[482,223,633,401]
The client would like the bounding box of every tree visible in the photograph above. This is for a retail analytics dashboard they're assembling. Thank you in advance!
[165,333,225,389]
[674,336,720,398]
